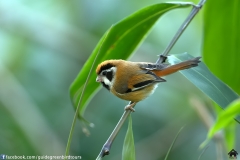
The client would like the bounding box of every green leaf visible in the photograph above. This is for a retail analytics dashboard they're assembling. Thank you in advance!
[203,0,240,95]
[207,99,240,139]
[122,115,135,160]
[200,99,240,148]
[224,120,236,151]
[69,2,192,118]
[169,53,240,122]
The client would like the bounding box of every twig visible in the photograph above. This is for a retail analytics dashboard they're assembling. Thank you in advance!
[156,0,206,64]
[97,0,206,158]
[96,102,136,159]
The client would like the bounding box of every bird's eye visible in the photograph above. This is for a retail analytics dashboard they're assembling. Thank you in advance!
[102,70,107,76]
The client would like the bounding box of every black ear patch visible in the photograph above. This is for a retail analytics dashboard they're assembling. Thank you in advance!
[100,67,114,81]
[98,63,115,74]
[105,70,113,81]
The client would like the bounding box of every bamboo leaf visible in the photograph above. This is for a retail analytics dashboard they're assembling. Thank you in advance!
[200,99,240,148]
[122,115,135,160]
[203,0,240,95]
[207,99,240,139]
[169,53,240,122]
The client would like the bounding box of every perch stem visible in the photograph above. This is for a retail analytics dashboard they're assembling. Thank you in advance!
[96,102,136,159]
[156,0,206,64]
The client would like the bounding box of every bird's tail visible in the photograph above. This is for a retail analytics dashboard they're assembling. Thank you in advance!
[155,57,201,77]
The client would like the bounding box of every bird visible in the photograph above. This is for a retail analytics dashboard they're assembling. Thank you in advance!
[96,57,201,111]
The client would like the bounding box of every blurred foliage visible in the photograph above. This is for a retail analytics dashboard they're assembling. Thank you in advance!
[201,99,240,150]
[0,1,239,160]
[203,0,240,153]
[203,0,240,95]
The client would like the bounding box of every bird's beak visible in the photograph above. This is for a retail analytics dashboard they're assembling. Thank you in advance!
[96,76,102,82]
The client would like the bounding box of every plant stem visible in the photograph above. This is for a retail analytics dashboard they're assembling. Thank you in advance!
[96,102,136,159]
[156,0,206,64]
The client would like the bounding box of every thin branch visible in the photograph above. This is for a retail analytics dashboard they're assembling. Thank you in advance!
[156,0,206,64]
[96,102,136,159]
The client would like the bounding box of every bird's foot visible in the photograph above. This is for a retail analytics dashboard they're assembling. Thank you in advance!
[124,102,136,112]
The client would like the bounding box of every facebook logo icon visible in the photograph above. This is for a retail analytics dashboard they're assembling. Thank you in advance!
[0,154,6,159]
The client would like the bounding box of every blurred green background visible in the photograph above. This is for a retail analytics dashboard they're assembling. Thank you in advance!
[0,0,239,160]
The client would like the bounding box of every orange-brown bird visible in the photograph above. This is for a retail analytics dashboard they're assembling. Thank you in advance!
[96,57,201,109]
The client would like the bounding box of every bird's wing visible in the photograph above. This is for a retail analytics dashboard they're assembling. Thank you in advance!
[125,71,165,93]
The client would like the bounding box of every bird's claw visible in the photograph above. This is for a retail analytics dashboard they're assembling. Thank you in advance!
[124,103,136,112]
